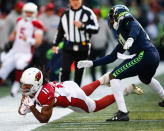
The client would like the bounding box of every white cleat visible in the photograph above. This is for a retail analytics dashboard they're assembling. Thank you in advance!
[131,84,143,95]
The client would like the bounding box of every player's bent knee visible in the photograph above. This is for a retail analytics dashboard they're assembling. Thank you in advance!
[144,80,151,85]
[139,76,151,85]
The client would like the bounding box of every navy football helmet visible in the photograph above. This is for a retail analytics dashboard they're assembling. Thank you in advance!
[108,5,133,30]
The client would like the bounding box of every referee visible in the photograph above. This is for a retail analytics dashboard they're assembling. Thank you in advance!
[52,0,99,86]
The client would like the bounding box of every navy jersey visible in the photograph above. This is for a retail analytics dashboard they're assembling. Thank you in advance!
[93,18,157,67]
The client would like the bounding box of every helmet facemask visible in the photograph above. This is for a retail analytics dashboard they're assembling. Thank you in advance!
[108,5,130,30]
[20,84,33,96]
[23,11,36,21]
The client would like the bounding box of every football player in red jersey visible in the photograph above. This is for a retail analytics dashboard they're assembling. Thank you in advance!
[18,67,143,123]
[0,2,44,97]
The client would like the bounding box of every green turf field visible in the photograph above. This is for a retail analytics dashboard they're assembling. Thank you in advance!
[34,74,164,131]
[0,85,10,98]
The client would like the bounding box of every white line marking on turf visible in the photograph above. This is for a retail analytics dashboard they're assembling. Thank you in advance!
[56,128,97,129]
[0,94,72,131]
[0,62,164,131]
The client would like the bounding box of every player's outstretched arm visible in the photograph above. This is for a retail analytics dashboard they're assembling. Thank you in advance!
[77,44,125,69]
[77,60,93,69]
[18,95,27,115]
[30,99,54,123]
[9,29,16,42]
[22,31,43,47]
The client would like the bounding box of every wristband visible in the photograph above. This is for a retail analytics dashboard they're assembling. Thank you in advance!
[27,38,36,45]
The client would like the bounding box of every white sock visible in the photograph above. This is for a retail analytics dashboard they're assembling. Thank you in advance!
[123,85,133,96]
[149,78,164,99]
[110,79,128,113]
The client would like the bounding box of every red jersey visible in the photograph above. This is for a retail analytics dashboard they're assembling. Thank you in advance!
[35,82,70,107]
[34,81,94,113]
[13,17,44,54]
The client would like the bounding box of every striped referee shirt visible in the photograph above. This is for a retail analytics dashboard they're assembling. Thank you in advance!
[54,5,99,46]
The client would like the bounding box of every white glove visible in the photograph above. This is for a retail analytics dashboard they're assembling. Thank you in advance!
[24,96,35,108]
[123,38,134,50]
[19,103,31,115]
[19,96,32,115]
[77,60,93,69]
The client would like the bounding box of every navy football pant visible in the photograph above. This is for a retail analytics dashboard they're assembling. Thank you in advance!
[112,50,160,84]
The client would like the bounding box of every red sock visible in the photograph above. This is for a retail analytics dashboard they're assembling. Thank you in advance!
[15,70,24,82]
[0,78,3,86]
[94,95,115,112]
[81,80,100,96]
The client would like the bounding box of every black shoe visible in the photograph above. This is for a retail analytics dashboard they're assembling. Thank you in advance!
[159,100,164,107]
[106,110,129,122]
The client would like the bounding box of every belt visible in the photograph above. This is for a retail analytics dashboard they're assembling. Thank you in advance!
[65,41,88,46]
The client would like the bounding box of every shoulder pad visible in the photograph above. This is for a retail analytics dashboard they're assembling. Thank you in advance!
[16,17,23,24]
[32,20,44,30]
[37,84,54,106]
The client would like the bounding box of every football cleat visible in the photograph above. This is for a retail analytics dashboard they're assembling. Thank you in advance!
[158,100,164,107]
[131,84,143,95]
[106,110,129,122]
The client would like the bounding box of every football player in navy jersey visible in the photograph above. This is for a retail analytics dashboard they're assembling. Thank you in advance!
[77,5,164,121]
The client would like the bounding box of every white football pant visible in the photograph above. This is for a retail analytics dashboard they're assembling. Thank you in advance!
[60,81,96,113]
[0,49,32,80]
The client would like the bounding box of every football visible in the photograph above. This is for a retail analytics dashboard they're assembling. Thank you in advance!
[19,96,31,115]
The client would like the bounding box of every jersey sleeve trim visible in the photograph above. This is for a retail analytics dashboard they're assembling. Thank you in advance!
[32,20,44,30]
[16,17,23,24]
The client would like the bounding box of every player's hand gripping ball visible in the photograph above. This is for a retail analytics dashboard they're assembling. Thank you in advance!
[19,96,34,115]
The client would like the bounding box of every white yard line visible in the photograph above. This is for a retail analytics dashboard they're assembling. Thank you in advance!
[0,95,73,131]
[0,62,164,131]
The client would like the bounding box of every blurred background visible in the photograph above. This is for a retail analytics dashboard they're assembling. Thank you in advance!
[0,0,164,56]
[0,0,164,84]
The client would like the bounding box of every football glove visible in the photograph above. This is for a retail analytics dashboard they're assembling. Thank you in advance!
[24,96,35,108]
[19,96,32,115]
[19,102,31,115]
[123,38,134,50]
[77,60,93,69]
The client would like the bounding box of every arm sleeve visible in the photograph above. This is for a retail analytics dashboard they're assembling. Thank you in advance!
[81,11,99,34]
[126,20,141,40]
[93,44,124,67]
[53,20,64,46]
[37,89,54,107]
